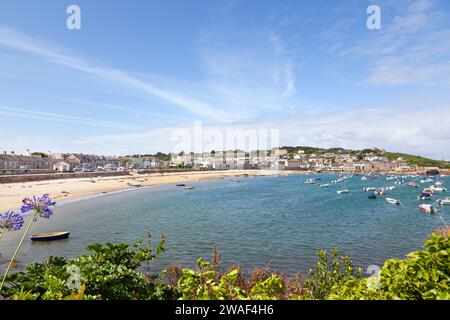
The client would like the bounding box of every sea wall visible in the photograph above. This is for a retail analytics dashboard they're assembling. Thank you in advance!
[0,171,130,184]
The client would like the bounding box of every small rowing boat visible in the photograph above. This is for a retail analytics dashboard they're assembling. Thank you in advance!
[128,183,142,187]
[337,189,350,194]
[31,231,70,241]
[176,183,186,187]
[304,178,315,184]
[419,204,437,214]
[184,186,194,189]
[386,198,400,205]
[318,183,329,188]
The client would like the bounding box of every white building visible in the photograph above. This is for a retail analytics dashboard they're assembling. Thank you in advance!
[53,161,70,172]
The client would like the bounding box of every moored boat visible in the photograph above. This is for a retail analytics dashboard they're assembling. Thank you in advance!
[363,187,376,192]
[337,189,349,194]
[304,178,316,184]
[436,197,450,206]
[368,192,377,199]
[176,183,186,187]
[184,186,194,189]
[386,198,400,205]
[430,185,447,192]
[418,192,432,200]
[407,182,419,188]
[317,183,329,188]
[419,204,437,214]
[31,231,70,241]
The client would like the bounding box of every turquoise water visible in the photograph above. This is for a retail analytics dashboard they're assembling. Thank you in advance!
[1,174,449,274]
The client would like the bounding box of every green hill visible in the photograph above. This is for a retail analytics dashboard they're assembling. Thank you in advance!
[282,146,450,169]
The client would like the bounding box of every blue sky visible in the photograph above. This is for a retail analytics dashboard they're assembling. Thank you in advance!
[0,0,449,159]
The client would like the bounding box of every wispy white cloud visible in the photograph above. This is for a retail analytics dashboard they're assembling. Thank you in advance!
[340,0,450,87]
[61,104,450,160]
[0,105,143,130]
[0,26,229,121]
[269,31,296,97]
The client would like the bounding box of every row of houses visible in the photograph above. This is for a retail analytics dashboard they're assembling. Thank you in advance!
[0,152,53,170]
[0,151,122,173]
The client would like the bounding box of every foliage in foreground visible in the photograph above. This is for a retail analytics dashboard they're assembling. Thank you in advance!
[1,233,448,300]
[2,235,178,300]
[329,233,450,300]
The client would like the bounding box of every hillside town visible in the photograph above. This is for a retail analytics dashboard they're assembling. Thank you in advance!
[0,148,448,176]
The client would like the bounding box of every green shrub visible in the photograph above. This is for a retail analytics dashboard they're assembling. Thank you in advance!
[303,247,363,299]
[3,236,179,300]
[329,234,450,300]
[177,258,287,300]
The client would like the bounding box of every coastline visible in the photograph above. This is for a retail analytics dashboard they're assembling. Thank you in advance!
[0,169,301,211]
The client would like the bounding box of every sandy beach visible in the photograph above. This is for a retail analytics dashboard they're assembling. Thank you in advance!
[0,170,297,211]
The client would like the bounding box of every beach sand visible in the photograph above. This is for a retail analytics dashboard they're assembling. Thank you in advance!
[0,170,298,211]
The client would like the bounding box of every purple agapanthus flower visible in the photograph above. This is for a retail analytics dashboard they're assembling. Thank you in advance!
[21,194,56,220]
[0,211,25,231]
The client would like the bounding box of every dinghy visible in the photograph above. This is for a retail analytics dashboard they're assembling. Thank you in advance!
[128,183,142,187]
[31,231,70,241]
[337,189,349,194]
[430,185,447,192]
[419,204,437,214]
[436,197,450,206]
[418,193,432,200]
[386,198,400,205]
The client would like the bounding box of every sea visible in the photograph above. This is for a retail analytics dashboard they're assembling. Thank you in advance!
[1,174,448,275]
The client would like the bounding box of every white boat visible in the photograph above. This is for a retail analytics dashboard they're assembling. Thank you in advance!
[386,186,396,191]
[127,182,142,187]
[419,204,437,214]
[435,181,443,186]
[420,178,433,183]
[363,187,376,192]
[430,185,447,192]
[304,178,316,184]
[436,198,450,206]
[318,184,329,188]
[386,198,400,205]
[337,189,350,194]
[361,177,367,181]
[184,186,194,190]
